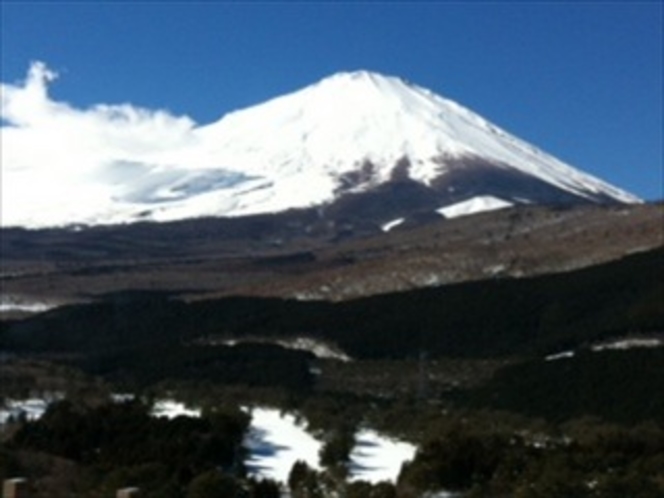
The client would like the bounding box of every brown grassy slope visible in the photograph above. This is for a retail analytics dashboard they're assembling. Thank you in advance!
[1,203,661,306]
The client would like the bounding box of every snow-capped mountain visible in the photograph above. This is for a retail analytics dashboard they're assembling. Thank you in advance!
[1,68,640,228]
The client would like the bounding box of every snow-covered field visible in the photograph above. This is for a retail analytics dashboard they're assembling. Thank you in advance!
[244,408,416,484]
[244,407,324,482]
[349,428,416,483]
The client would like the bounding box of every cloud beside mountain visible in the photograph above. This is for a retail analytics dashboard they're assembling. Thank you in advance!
[1,62,200,225]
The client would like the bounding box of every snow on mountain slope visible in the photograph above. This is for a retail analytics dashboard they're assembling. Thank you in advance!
[1,63,640,228]
[194,71,638,209]
[438,196,513,219]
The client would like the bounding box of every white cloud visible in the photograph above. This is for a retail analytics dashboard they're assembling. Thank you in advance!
[1,61,59,126]
[1,61,201,227]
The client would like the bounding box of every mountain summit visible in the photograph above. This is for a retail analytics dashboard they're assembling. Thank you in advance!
[3,69,640,228]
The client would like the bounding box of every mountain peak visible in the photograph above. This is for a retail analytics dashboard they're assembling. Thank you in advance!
[309,70,416,102]
[321,69,396,83]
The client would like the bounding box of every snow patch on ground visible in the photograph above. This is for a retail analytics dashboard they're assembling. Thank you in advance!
[437,196,513,219]
[545,351,575,361]
[110,393,136,403]
[0,398,51,425]
[545,336,663,361]
[591,337,663,351]
[277,337,351,362]
[0,295,59,314]
[381,218,405,232]
[1,397,203,428]
[349,428,417,484]
[151,400,201,419]
[222,336,351,362]
[244,407,323,483]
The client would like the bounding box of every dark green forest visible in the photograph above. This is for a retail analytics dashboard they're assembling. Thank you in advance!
[2,247,661,361]
[2,395,663,497]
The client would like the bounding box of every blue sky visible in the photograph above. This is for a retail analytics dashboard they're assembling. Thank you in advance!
[1,2,662,200]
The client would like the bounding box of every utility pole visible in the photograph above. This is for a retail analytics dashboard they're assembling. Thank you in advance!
[417,349,428,403]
